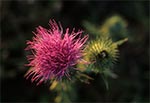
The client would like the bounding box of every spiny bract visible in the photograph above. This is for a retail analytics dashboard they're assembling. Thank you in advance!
[85,36,119,73]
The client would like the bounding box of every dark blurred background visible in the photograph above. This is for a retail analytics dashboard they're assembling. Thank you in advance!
[1,0,149,103]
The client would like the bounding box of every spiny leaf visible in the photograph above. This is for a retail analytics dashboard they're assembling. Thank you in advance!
[83,21,100,37]
[115,38,128,46]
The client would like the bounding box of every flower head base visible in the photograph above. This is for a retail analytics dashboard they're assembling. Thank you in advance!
[85,36,119,73]
[25,20,88,85]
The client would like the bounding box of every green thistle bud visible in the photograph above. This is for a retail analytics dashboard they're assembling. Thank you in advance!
[100,15,128,41]
[85,36,119,73]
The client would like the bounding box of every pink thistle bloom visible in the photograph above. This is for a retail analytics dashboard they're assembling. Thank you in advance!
[25,19,88,85]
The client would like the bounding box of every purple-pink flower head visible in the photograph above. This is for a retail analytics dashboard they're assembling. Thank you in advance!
[25,19,88,85]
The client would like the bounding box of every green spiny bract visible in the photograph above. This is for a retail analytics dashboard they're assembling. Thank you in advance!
[85,36,119,73]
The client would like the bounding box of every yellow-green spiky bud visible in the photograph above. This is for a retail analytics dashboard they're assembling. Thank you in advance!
[85,36,119,73]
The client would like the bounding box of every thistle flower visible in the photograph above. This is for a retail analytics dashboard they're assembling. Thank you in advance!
[85,36,119,73]
[25,19,88,85]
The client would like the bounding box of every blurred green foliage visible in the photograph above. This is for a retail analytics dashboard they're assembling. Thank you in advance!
[1,0,149,103]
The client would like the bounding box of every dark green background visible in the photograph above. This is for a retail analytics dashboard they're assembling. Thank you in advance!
[1,0,149,102]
